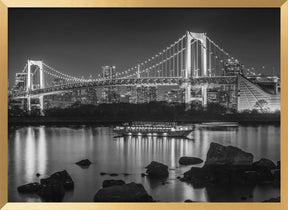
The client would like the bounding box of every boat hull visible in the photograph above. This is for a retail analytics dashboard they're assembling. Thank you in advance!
[113,130,193,138]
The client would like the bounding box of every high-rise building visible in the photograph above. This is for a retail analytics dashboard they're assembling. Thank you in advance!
[136,86,157,103]
[101,66,116,79]
[100,66,119,103]
[15,73,27,91]
[224,59,244,76]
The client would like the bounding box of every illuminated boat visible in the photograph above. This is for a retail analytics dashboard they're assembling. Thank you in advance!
[113,122,194,138]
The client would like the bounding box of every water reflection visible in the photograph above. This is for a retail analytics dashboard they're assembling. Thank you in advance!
[8,124,280,202]
[15,127,48,183]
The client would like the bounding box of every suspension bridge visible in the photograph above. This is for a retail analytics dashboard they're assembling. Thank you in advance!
[11,31,277,114]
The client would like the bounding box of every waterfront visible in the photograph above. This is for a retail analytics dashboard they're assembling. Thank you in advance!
[8,124,280,202]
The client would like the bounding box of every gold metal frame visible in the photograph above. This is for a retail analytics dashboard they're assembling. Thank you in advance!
[0,0,287,209]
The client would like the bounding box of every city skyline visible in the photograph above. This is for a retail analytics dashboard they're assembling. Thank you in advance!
[8,8,280,85]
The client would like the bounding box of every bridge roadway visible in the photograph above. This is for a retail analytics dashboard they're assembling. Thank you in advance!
[12,76,237,99]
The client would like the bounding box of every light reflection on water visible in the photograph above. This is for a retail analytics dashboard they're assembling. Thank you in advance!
[8,124,280,202]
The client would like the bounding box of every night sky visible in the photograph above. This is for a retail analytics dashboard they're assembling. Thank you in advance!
[8,8,280,86]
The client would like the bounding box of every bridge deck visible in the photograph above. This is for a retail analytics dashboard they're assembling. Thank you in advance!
[12,76,237,98]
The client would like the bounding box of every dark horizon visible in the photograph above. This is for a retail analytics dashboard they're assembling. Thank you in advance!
[8,8,280,86]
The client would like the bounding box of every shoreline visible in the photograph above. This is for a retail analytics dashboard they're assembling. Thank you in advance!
[8,116,280,126]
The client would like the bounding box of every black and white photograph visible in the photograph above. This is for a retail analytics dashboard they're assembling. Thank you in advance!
[8,8,280,202]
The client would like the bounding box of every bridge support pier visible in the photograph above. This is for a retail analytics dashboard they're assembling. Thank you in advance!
[202,85,207,108]
[184,31,192,106]
[184,83,191,109]
[39,96,44,116]
[184,31,208,108]
[27,96,31,113]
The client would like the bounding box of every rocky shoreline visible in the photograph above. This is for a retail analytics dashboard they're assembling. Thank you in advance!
[17,142,280,202]
[180,143,280,189]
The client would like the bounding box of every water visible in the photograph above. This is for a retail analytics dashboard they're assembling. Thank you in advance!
[8,124,280,202]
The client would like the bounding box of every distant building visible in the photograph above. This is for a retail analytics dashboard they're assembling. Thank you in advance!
[100,66,120,103]
[15,73,27,91]
[71,88,96,104]
[101,87,120,103]
[101,66,116,79]
[164,89,184,103]
[86,87,98,104]
[136,86,157,103]
[119,87,137,103]
[224,59,244,76]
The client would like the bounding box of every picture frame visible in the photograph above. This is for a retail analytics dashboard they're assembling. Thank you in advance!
[0,0,288,209]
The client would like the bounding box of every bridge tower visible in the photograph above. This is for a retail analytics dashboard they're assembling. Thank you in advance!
[26,60,44,114]
[184,31,208,107]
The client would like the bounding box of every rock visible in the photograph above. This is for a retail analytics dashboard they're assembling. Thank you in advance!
[184,199,194,202]
[271,169,280,186]
[255,169,274,184]
[141,173,147,177]
[252,158,277,170]
[276,161,280,169]
[242,171,257,185]
[182,164,259,188]
[145,161,169,178]
[18,170,73,201]
[263,197,280,202]
[182,167,213,188]
[36,173,41,177]
[109,173,119,177]
[102,180,125,188]
[205,142,254,166]
[100,172,107,176]
[176,176,181,179]
[17,182,42,194]
[179,157,203,165]
[76,159,92,167]
[94,182,153,202]
[180,143,278,188]
[37,178,65,202]
[123,173,130,176]
[49,170,74,190]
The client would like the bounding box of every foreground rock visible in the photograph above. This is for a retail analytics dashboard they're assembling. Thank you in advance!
[205,142,253,166]
[94,182,153,202]
[252,158,277,170]
[179,157,203,165]
[48,170,74,190]
[17,182,42,194]
[17,170,74,202]
[37,178,65,202]
[102,180,125,188]
[263,197,280,202]
[180,142,280,188]
[276,161,280,169]
[76,159,92,167]
[145,161,169,178]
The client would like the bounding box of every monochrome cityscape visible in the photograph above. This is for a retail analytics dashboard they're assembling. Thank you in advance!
[8,56,280,114]
[8,8,280,203]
